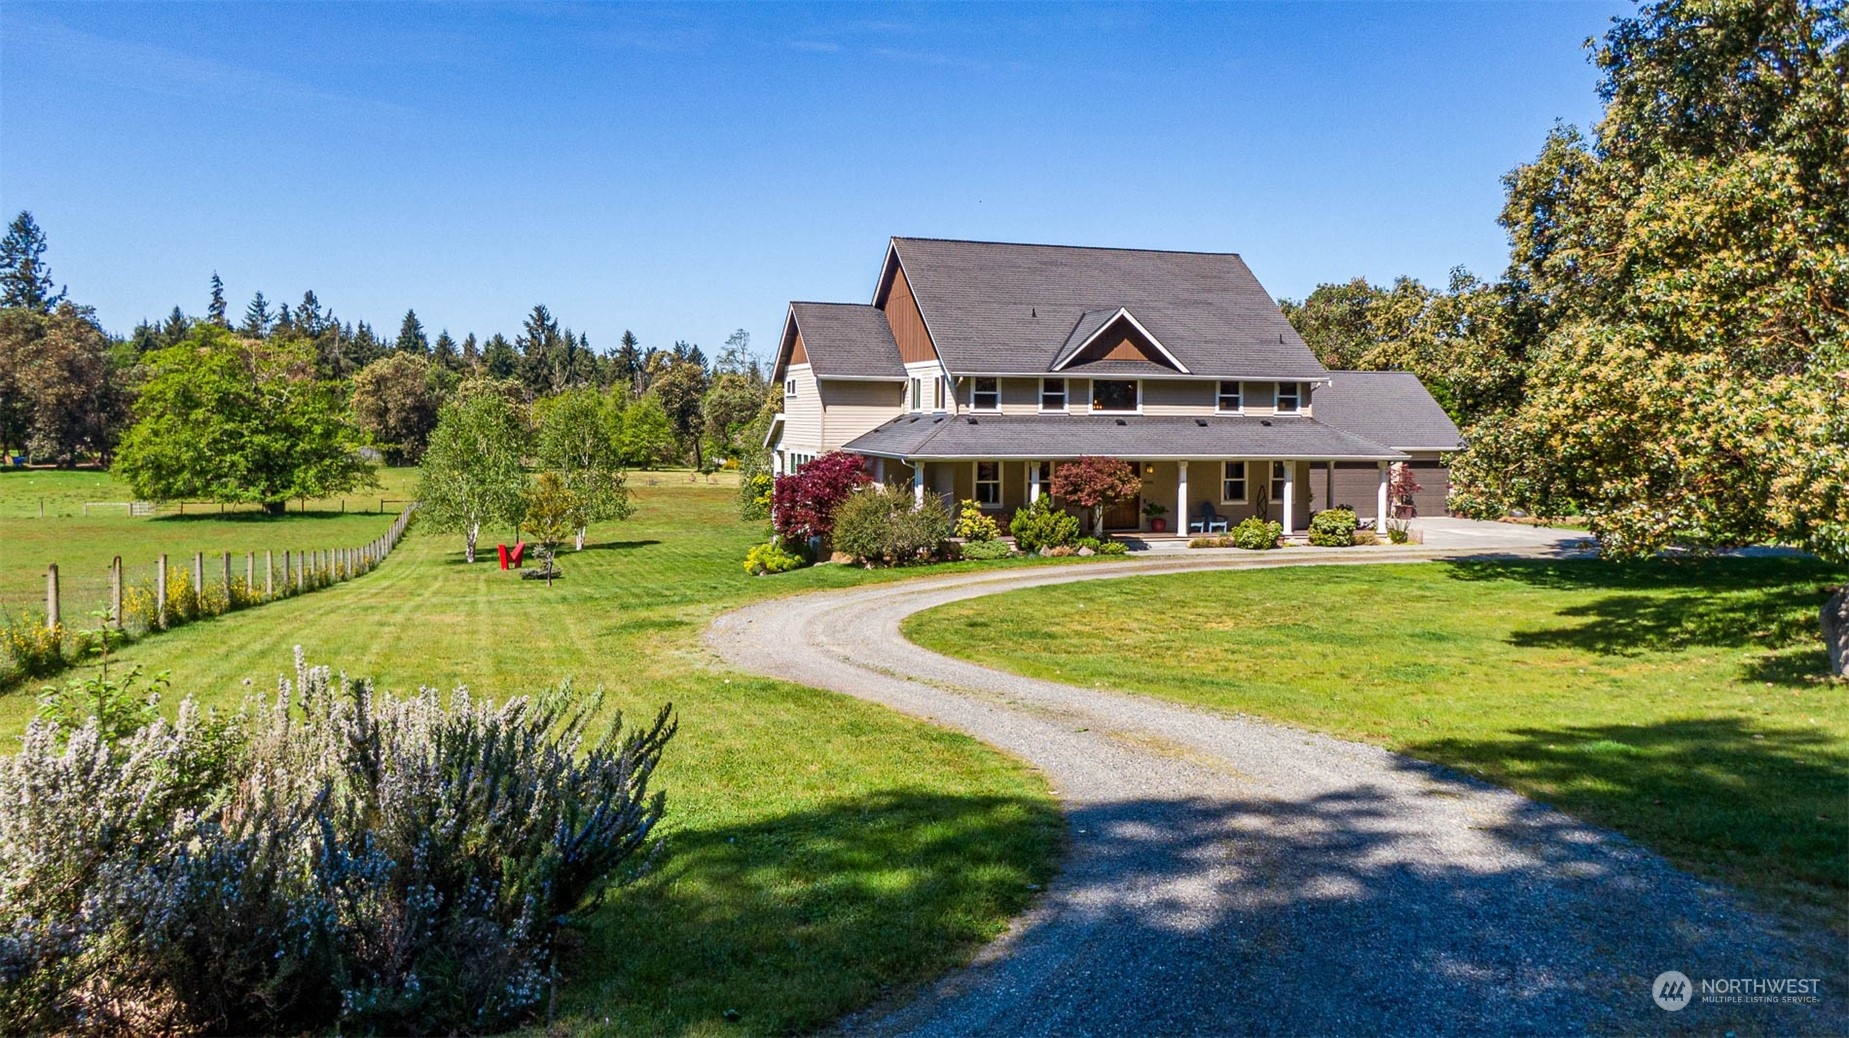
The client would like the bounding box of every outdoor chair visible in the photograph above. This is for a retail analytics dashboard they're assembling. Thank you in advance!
[1189,501,1229,534]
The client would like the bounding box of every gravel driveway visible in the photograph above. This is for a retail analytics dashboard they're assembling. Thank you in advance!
[705,548,1846,1035]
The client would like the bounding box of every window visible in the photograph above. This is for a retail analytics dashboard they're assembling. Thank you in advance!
[1091,379,1139,413]
[1271,460,1287,499]
[932,377,946,412]
[1040,378,1067,411]
[975,461,1001,505]
[784,378,797,397]
[910,377,923,411]
[1217,380,1243,413]
[971,377,1000,411]
[1222,461,1247,503]
[1276,381,1301,413]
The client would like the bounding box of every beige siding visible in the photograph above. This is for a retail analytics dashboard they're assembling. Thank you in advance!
[778,364,823,451]
[1142,380,1216,415]
[820,380,904,449]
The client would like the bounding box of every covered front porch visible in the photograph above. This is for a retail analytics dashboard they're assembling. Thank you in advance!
[867,457,1394,538]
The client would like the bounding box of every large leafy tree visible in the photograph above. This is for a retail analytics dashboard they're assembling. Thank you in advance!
[0,304,131,462]
[351,351,444,464]
[0,211,65,312]
[702,371,767,462]
[621,391,679,470]
[1450,0,1848,671]
[114,326,377,513]
[417,391,530,562]
[534,387,633,549]
[650,358,710,468]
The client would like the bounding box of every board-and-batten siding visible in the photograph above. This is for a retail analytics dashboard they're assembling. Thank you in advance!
[779,364,823,451]
[821,380,905,448]
[881,264,941,364]
[788,331,808,366]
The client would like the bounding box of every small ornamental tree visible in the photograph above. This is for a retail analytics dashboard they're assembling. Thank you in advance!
[1049,456,1141,535]
[770,451,869,544]
[521,471,575,584]
[1388,462,1423,515]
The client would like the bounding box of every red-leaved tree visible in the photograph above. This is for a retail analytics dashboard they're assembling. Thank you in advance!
[1388,461,1423,515]
[1049,456,1141,535]
[771,451,870,544]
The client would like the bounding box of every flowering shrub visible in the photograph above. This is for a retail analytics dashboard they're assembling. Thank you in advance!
[1008,497,1081,553]
[0,650,675,1036]
[1233,517,1283,550]
[0,613,65,687]
[744,539,806,575]
[771,452,870,544]
[1308,508,1359,547]
[954,500,1001,542]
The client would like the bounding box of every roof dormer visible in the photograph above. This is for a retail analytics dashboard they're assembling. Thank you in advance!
[1052,307,1189,374]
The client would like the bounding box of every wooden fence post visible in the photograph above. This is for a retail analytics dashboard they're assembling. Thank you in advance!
[245,552,254,596]
[110,556,123,629]
[265,550,274,599]
[222,552,233,604]
[193,552,204,610]
[157,554,168,629]
[45,564,59,630]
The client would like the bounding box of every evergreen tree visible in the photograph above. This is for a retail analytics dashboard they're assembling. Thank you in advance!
[208,272,228,326]
[241,291,273,338]
[348,321,386,369]
[461,332,480,370]
[0,211,66,312]
[433,329,461,370]
[129,320,163,355]
[483,333,518,380]
[296,291,325,337]
[275,303,295,335]
[614,330,642,394]
[396,309,428,354]
[161,307,191,346]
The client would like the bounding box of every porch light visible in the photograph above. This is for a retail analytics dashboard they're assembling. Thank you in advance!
[1145,464,1155,475]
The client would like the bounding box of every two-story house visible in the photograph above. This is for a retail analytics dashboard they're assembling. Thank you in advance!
[767,237,1462,536]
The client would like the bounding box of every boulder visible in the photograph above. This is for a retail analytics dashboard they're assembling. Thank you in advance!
[1077,547,1096,557]
[829,551,855,565]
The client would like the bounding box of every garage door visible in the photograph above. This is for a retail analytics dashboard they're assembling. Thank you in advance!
[1331,457,1451,518]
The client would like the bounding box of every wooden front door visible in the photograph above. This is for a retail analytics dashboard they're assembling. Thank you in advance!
[1103,464,1141,530]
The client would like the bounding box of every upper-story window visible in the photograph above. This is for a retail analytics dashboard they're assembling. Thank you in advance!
[1276,381,1302,413]
[932,377,947,412]
[1091,379,1139,413]
[1216,380,1243,413]
[910,377,923,412]
[970,377,1000,411]
[1040,378,1067,412]
[784,377,797,397]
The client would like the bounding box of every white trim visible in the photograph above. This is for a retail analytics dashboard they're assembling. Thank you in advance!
[1038,377,1068,413]
[1219,460,1249,504]
[1280,460,1296,537]
[953,370,1328,382]
[967,376,1001,412]
[1215,380,1244,415]
[1275,380,1303,413]
[761,413,786,449]
[1087,378,1142,415]
[1053,308,1192,374]
[932,375,948,413]
[972,460,1003,507]
[816,374,909,383]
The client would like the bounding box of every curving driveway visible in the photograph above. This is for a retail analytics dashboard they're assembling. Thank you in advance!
[705,543,1844,1035]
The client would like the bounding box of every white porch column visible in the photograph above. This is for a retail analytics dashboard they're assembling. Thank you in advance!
[1176,461,1189,533]
[1377,461,1390,531]
[913,461,925,507]
[1281,460,1296,537]
[1028,462,1040,502]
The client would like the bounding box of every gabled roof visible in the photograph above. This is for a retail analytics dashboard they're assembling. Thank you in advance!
[775,302,905,381]
[1313,371,1465,452]
[842,413,1404,461]
[882,237,1328,379]
[1051,307,1189,373]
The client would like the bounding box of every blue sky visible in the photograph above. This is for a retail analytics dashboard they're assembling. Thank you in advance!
[2,2,1626,363]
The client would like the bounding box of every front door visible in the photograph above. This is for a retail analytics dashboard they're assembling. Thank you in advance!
[1102,462,1141,530]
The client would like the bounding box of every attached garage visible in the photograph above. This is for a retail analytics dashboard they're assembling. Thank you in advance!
[1313,372,1465,518]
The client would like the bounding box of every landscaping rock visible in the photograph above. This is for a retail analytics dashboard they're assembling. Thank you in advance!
[1076,547,1095,557]
[830,551,855,565]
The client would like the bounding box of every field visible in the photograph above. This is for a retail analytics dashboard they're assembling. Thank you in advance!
[0,467,422,618]
[905,558,1849,918]
[0,474,1063,1035]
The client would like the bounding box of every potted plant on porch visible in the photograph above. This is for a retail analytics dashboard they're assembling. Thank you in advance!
[1141,500,1170,533]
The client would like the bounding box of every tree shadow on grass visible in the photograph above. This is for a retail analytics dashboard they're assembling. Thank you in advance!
[1406,716,1849,903]
[575,539,664,552]
[1443,557,1844,682]
[637,785,1849,1038]
[149,509,380,524]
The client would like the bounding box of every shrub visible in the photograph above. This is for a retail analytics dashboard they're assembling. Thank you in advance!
[1096,540,1128,556]
[770,451,870,543]
[1233,517,1283,550]
[0,651,675,1036]
[1009,496,1080,553]
[833,486,951,565]
[1308,508,1359,547]
[740,470,773,520]
[1041,545,1077,557]
[1386,517,1412,544]
[954,500,1001,542]
[1,613,65,686]
[744,540,806,575]
[958,538,1012,560]
[1353,529,1381,546]
[1189,535,1234,548]
[1074,536,1103,552]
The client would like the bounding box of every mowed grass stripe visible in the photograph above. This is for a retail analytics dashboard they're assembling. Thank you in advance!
[1,480,1062,1035]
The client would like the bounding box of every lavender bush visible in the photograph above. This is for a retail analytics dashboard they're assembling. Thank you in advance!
[0,649,675,1036]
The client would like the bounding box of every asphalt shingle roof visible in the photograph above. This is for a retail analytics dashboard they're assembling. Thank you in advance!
[888,238,1328,379]
[841,413,1404,461]
[788,302,905,378]
[1313,371,1465,451]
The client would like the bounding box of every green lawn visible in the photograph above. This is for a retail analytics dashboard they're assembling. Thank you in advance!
[0,467,421,617]
[0,478,1062,1035]
[905,558,1849,916]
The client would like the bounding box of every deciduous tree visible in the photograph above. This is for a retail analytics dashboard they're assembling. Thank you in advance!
[0,304,130,462]
[535,387,633,549]
[621,391,678,470]
[771,451,869,545]
[351,352,443,464]
[1049,456,1141,535]
[417,392,530,562]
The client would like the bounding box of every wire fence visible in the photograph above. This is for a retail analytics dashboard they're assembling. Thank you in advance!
[1,505,416,689]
